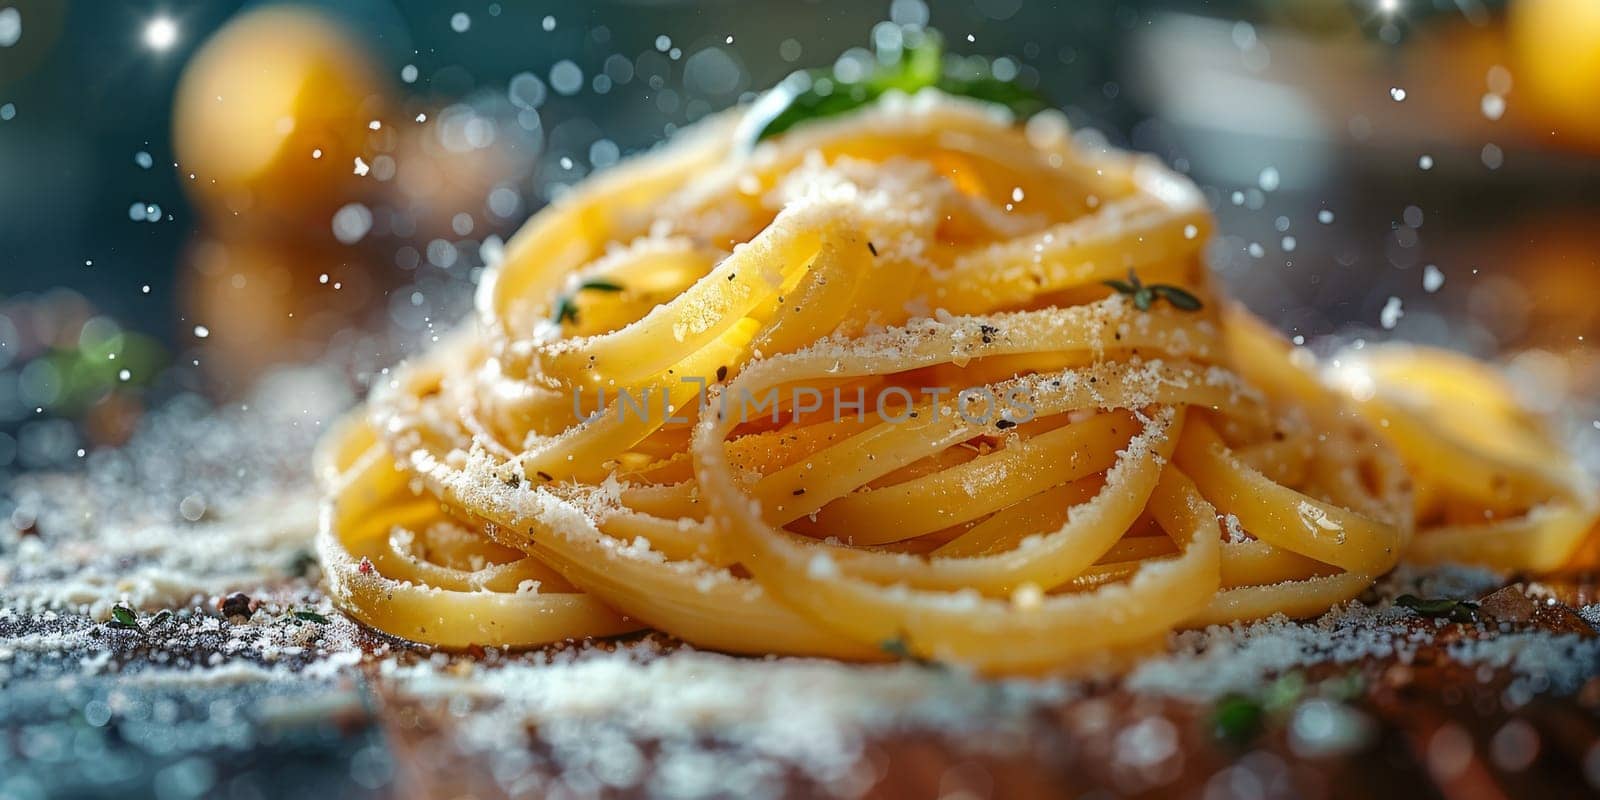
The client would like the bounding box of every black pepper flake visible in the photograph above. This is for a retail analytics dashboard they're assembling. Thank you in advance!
[792,488,807,496]
[536,471,555,482]
[867,241,879,257]
[979,324,998,344]
[995,419,1017,430]
[220,592,254,619]
[716,365,729,382]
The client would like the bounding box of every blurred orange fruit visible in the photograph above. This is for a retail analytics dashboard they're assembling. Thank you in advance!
[1509,0,1600,148]
[173,6,388,233]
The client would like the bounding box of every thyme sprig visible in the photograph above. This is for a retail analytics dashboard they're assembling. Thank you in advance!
[1102,269,1203,312]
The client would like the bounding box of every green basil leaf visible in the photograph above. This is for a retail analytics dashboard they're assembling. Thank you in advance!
[747,31,1048,146]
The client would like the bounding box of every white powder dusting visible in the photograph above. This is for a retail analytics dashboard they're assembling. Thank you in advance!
[387,641,1071,798]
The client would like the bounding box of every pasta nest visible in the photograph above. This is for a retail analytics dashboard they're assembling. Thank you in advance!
[316,92,1597,673]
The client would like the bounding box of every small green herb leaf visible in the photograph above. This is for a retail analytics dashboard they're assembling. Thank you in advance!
[1262,671,1308,714]
[551,297,578,325]
[1101,279,1138,295]
[880,635,941,668]
[150,609,174,627]
[1152,285,1203,311]
[1212,694,1264,745]
[292,610,331,625]
[1395,594,1479,623]
[109,604,140,629]
[550,279,627,327]
[1319,670,1366,703]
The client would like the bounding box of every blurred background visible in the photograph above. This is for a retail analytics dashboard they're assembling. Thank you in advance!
[3,0,1599,485]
